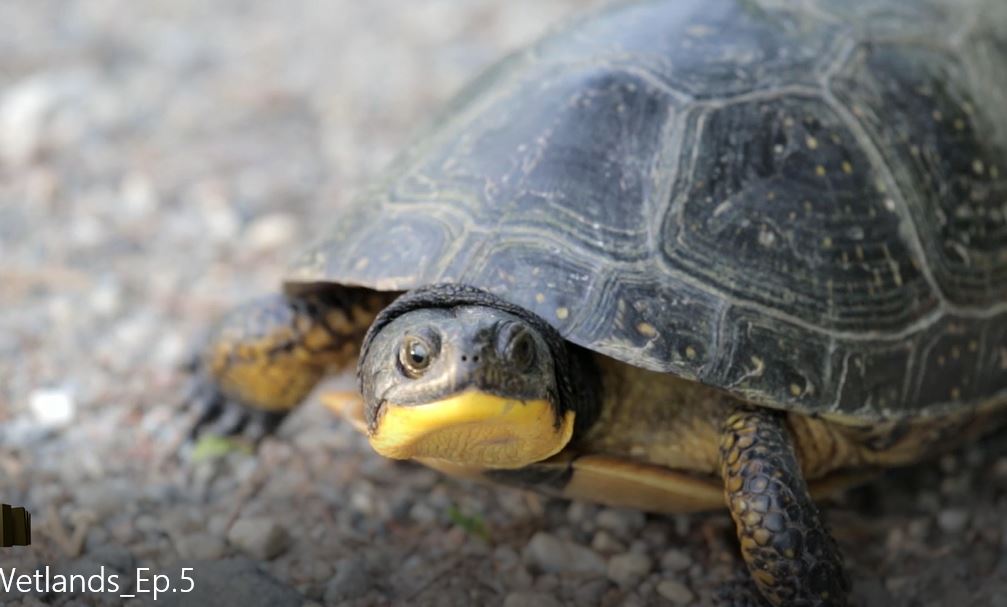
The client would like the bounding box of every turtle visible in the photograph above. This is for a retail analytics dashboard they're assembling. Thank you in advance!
[185,0,1007,605]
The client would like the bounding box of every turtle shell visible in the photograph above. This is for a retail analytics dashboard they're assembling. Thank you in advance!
[287,0,1007,420]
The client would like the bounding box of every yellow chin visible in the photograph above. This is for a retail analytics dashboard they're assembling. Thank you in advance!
[368,391,575,469]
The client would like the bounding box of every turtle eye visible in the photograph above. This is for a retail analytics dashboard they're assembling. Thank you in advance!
[499,323,537,372]
[399,335,437,378]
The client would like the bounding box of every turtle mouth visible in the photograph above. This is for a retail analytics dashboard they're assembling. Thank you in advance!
[368,390,574,469]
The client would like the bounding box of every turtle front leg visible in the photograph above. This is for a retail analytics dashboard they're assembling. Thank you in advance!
[186,289,390,441]
[718,407,850,607]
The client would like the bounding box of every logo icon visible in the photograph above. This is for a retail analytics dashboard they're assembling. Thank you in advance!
[1,504,31,547]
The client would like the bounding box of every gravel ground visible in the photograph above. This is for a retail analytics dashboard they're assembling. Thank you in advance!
[1,1,1006,606]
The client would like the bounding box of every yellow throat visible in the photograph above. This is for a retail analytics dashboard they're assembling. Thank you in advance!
[369,391,575,469]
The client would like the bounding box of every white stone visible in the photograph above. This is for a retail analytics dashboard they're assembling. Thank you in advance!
[29,388,75,426]
[245,213,299,251]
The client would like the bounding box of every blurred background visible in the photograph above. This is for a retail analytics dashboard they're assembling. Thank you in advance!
[0,1,1005,606]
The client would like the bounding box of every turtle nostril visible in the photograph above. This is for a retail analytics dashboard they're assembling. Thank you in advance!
[461,355,467,362]
[473,355,480,362]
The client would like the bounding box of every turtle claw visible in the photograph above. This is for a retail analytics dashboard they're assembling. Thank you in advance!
[182,371,286,445]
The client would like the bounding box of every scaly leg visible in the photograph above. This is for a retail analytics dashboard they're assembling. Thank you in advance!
[186,288,391,440]
[719,407,850,607]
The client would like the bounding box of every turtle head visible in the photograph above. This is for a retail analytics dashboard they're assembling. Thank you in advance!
[358,304,575,469]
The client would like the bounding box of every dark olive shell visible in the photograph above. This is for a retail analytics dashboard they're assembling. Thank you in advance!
[287,0,1007,420]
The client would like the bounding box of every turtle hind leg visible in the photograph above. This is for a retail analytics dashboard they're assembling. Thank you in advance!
[718,406,850,607]
[185,289,389,442]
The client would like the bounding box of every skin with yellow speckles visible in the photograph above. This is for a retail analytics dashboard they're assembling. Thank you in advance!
[187,0,1007,605]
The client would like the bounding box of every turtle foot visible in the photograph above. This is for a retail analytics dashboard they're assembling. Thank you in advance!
[183,366,289,443]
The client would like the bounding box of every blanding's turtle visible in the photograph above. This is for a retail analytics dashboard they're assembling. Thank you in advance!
[187,0,1007,604]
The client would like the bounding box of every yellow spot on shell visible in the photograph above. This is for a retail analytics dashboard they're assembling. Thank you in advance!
[841,161,853,174]
[972,159,985,175]
[815,165,826,177]
[806,136,818,149]
[954,118,966,131]
[636,322,657,338]
[685,346,697,360]
[535,293,545,304]
[555,307,569,320]
[821,237,833,248]
[950,387,961,399]
[790,383,802,397]
[968,340,978,352]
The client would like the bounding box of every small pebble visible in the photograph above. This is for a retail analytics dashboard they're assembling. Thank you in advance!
[493,545,521,570]
[533,573,559,592]
[567,501,597,527]
[937,509,970,534]
[524,532,606,574]
[596,508,646,538]
[572,577,610,605]
[502,592,563,607]
[324,557,370,603]
[620,594,647,607]
[227,517,290,560]
[0,73,60,164]
[628,539,649,554]
[993,457,1007,479]
[885,576,912,593]
[657,579,695,605]
[245,212,299,251]
[29,388,75,426]
[409,502,437,524]
[591,529,626,554]
[907,518,931,540]
[175,534,228,560]
[660,548,693,573]
[74,480,132,519]
[607,552,653,587]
